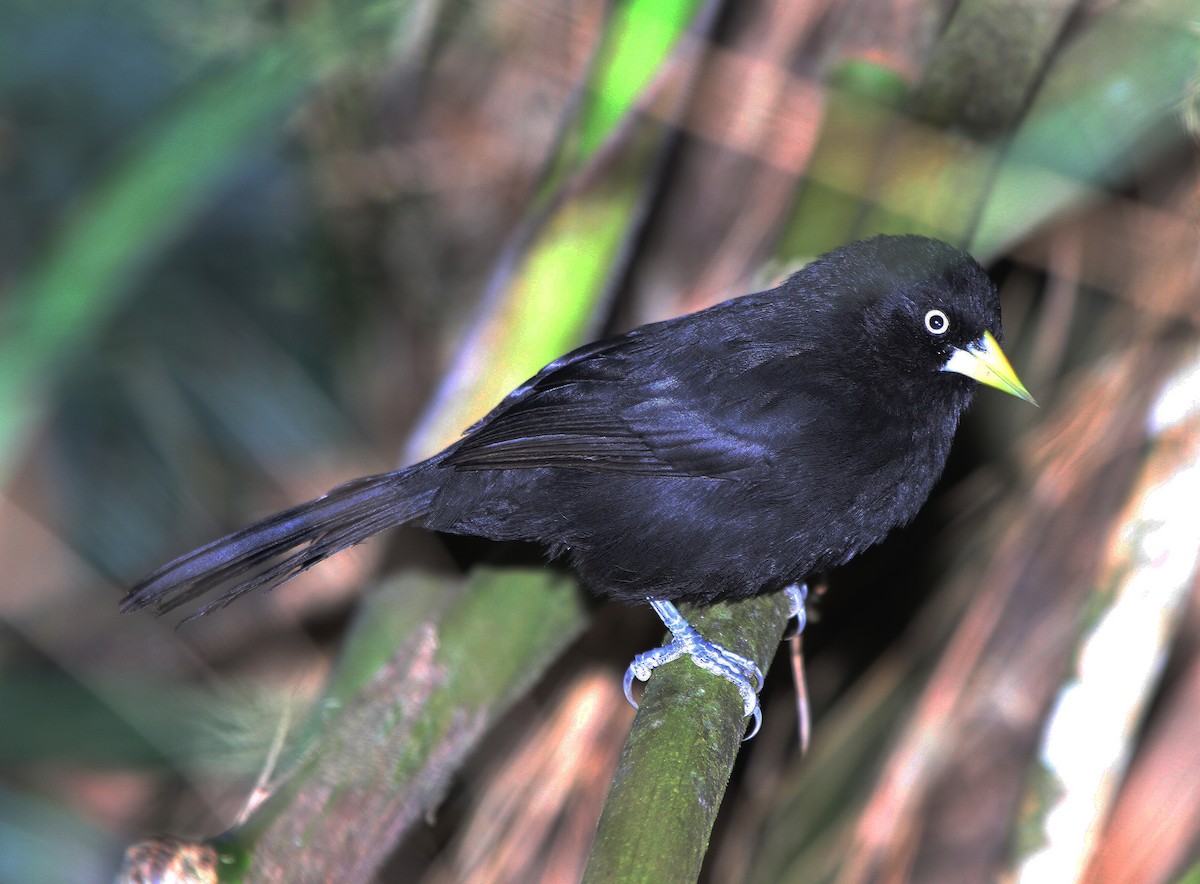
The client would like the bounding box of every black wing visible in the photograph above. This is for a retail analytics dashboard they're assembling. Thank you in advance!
[444,306,802,478]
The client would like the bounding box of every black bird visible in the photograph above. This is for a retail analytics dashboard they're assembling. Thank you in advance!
[123,235,1034,731]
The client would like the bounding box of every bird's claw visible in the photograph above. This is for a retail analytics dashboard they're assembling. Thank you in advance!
[624,587,810,739]
[624,599,764,740]
[783,583,808,639]
[622,641,761,712]
[622,650,763,739]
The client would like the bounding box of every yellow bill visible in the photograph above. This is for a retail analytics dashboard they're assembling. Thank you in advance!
[942,330,1037,405]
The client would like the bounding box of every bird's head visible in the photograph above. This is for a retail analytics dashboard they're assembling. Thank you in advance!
[809,235,1036,407]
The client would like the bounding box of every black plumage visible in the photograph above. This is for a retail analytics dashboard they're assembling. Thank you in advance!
[124,235,1032,634]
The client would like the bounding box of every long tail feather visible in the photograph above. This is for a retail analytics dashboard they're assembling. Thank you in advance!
[121,467,437,620]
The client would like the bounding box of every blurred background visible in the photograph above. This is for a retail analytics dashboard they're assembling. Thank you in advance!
[2,0,1199,881]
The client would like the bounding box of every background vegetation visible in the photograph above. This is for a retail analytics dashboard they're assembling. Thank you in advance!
[2,0,1199,881]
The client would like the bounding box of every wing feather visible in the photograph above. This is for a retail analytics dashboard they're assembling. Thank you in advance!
[444,321,779,478]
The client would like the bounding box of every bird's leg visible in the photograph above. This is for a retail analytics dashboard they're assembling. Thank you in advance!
[783,583,811,753]
[623,585,809,740]
[623,599,765,737]
[783,582,807,638]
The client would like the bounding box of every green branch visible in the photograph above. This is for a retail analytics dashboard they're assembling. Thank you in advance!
[584,592,793,883]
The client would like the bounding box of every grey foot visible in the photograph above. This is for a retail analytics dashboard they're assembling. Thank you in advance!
[623,599,765,739]
[784,583,808,637]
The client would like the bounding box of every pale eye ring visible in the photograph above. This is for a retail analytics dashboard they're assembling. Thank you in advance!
[924,309,950,335]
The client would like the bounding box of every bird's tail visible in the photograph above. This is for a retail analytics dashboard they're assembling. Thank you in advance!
[121,465,439,620]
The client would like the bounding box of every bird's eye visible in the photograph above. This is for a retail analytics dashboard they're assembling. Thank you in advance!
[924,309,950,335]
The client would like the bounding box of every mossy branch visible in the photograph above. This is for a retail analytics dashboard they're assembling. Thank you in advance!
[212,569,589,883]
[583,591,794,883]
